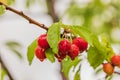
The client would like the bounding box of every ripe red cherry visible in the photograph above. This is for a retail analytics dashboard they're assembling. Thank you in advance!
[38,34,49,49]
[103,63,114,75]
[58,39,71,55]
[72,37,88,52]
[111,55,120,67]
[68,44,79,60]
[55,54,66,62]
[35,46,46,62]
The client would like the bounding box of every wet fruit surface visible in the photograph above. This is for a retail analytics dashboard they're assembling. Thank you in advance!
[38,34,50,49]
[72,37,88,52]
[35,46,46,61]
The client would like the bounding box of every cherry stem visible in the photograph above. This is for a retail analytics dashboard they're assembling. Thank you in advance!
[0,2,48,31]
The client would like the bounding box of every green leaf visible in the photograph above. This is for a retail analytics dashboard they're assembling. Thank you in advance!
[87,34,108,69]
[45,48,55,63]
[47,23,60,54]
[87,34,104,68]
[0,5,5,15]
[87,46,106,69]
[92,35,107,54]
[62,56,81,78]
[70,26,93,46]
[27,39,37,65]
[101,37,115,62]
[1,68,7,80]
[91,35,107,54]
[74,66,81,80]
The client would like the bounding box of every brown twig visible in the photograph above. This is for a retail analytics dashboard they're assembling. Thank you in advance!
[0,1,67,80]
[114,71,120,75]
[0,1,48,80]
[0,54,14,80]
[0,2,48,31]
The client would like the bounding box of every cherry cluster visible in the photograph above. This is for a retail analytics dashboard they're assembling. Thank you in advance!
[35,34,49,61]
[103,55,120,75]
[56,37,88,62]
[35,34,88,62]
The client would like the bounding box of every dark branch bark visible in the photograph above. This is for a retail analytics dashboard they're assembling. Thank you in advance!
[46,0,59,22]
[0,2,48,31]
[0,54,14,80]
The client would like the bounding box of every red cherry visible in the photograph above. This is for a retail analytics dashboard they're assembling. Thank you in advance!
[72,37,88,52]
[38,34,50,49]
[103,63,114,75]
[55,54,66,62]
[57,57,63,62]
[68,44,79,60]
[111,55,120,67]
[58,39,71,55]
[35,46,46,62]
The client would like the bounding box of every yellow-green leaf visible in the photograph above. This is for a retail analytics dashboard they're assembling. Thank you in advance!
[47,23,60,54]
[45,48,55,63]
[101,37,115,62]
[27,39,37,65]
[87,46,106,69]
[62,56,81,78]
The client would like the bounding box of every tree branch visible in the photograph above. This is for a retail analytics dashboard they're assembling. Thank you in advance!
[0,2,48,31]
[46,0,67,80]
[0,1,67,80]
[0,54,14,80]
[46,0,59,22]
